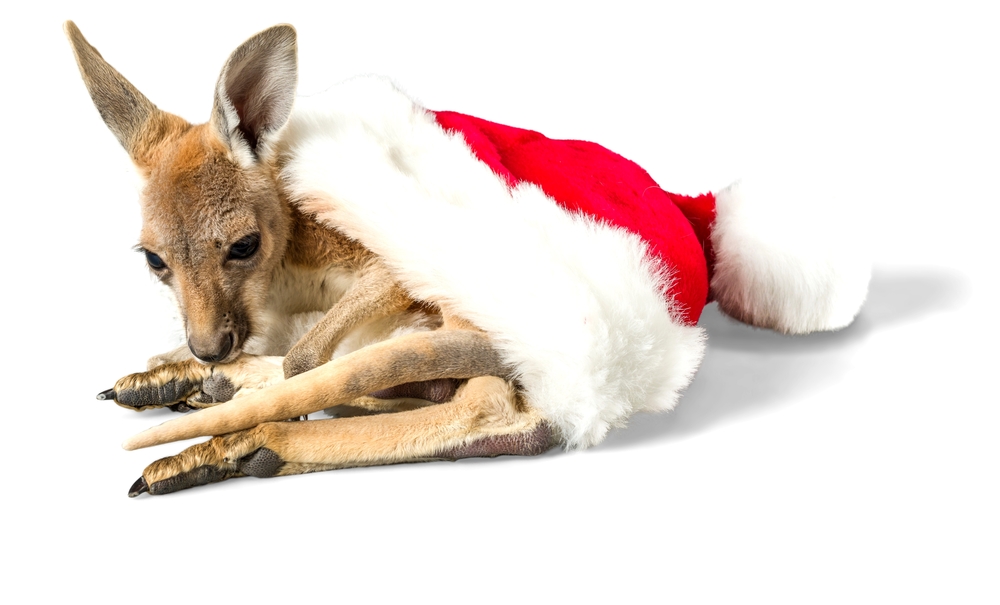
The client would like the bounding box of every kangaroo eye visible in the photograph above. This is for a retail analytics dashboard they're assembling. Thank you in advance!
[145,250,167,271]
[228,233,260,260]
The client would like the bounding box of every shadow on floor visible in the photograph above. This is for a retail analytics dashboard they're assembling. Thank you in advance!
[599,266,971,450]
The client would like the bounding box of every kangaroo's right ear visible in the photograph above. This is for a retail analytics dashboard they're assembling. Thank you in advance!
[64,21,183,171]
[211,24,297,165]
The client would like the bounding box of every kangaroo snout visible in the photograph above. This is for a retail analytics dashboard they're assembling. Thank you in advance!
[188,331,235,364]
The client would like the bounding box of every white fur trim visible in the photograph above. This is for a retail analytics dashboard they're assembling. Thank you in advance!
[276,77,705,448]
[710,180,871,334]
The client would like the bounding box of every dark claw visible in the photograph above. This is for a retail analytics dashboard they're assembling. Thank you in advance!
[96,389,116,401]
[128,476,149,498]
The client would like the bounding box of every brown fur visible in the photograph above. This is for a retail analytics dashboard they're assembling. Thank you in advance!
[138,124,294,361]
[67,21,554,496]
[285,204,372,270]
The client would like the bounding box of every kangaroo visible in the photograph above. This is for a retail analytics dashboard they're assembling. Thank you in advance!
[66,22,870,497]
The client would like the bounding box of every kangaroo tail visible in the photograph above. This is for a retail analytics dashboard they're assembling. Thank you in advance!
[706,180,871,334]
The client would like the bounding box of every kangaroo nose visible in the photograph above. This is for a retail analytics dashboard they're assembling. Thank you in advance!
[188,332,234,363]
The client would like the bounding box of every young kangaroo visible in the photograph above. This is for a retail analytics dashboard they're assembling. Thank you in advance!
[68,22,548,496]
[67,22,869,497]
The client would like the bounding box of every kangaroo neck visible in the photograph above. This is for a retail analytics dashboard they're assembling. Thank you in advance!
[281,194,372,272]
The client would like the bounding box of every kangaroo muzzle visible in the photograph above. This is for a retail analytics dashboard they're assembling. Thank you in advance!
[188,331,235,363]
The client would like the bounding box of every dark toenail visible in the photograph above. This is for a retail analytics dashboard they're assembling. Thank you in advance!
[128,476,149,498]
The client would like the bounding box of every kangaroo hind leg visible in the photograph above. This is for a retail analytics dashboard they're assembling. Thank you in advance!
[131,376,554,496]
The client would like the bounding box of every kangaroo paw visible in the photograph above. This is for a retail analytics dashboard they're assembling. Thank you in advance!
[102,356,285,411]
[129,423,310,496]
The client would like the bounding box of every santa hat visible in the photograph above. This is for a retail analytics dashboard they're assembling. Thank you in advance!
[282,76,870,448]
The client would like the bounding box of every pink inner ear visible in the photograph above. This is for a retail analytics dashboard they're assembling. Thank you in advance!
[225,58,270,152]
[217,27,297,156]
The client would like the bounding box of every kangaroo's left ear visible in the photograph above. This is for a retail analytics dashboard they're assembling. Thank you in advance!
[65,21,186,172]
[211,24,297,164]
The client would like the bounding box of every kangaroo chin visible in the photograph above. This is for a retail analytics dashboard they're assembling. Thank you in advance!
[67,21,869,496]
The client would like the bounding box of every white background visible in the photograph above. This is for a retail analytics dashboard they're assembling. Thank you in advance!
[2,1,996,602]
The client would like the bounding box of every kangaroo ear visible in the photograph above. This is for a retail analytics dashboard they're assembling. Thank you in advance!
[64,21,183,170]
[212,24,297,163]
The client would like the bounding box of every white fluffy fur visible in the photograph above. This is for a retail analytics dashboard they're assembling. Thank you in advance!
[276,77,705,448]
[710,180,871,334]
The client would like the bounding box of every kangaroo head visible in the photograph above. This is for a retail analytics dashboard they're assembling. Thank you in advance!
[66,22,298,363]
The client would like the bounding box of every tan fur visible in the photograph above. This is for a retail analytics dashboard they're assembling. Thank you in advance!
[67,21,553,495]
[123,329,510,447]
[281,258,413,377]
[114,355,284,411]
[141,377,550,489]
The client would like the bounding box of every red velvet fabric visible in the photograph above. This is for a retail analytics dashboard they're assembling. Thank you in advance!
[433,111,716,324]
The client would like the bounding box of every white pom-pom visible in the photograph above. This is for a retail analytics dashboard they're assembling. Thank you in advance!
[709,179,871,334]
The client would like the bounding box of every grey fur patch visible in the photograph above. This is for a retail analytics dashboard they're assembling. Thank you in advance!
[202,373,236,402]
[238,448,284,478]
[342,331,509,396]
